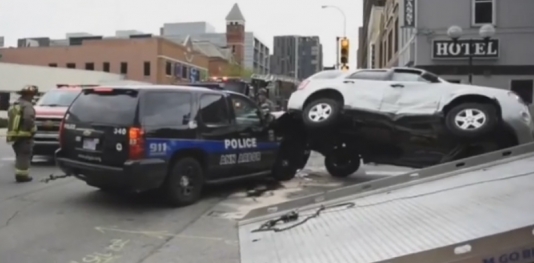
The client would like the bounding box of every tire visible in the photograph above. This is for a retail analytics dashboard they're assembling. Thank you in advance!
[272,140,310,182]
[324,154,361,178]
[302,98,342,129]
[163,157,204,207]
[445,103,498,138]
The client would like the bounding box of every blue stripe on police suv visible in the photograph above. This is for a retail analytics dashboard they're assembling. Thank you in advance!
[145,138,279,158]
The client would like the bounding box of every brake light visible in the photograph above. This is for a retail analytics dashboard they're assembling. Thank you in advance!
[297,80,310,90]
[128,127,145,160]
[93,88,113,92]
[59,119,65,148]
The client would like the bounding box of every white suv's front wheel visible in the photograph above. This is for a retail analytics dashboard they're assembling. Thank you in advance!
[302,98,341,128]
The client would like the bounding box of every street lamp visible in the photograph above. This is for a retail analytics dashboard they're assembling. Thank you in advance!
[447,24,496,84]
[321,5,347,37]
[322,5,347,70]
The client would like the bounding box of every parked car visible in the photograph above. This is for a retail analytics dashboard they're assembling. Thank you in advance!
[282,67,534,177]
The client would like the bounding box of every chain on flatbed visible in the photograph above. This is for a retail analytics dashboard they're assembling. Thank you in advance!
[40,174,71,183]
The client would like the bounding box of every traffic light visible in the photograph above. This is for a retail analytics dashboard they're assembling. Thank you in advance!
[340,37,349,67]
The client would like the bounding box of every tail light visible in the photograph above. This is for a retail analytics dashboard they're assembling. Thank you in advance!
[297,80,310,90]
[128,127,145,160]
[59,119,65,148]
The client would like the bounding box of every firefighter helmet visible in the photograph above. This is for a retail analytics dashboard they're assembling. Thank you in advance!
[16,85,39,95]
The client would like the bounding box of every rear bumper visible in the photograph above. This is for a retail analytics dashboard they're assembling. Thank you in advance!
[55,149,167,192]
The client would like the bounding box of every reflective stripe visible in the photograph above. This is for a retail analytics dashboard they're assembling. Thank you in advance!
[7,103,35,138]
[15,169,29,176]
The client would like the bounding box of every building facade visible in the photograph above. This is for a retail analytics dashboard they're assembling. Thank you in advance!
[401,0,534,102]
[357,0,386,68]
[161,4,270,74]
[363,0,534,103]
[0,37,211,85]
[270,36,323,80]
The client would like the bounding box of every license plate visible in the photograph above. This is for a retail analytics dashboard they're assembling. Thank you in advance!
[82,138,98,150]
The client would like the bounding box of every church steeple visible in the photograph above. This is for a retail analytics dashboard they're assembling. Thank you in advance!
[226,3,245,25]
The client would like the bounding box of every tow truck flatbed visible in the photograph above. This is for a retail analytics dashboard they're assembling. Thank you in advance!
[238,143,534,263]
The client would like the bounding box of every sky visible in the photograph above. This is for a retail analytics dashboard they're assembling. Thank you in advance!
[0,0,362,68]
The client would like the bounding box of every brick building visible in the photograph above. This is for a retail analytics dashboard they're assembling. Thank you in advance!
[0,35,233,84]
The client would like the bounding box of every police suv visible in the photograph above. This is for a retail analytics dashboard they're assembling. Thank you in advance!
[55,85,309,206]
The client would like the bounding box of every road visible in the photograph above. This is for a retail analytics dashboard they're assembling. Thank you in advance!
[0,142,414,263]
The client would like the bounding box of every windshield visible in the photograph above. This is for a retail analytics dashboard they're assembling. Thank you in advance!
[36,89,81,107]
[67,89,138,125]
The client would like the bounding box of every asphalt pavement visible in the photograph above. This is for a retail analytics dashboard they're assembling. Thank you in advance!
[0,141,414,263]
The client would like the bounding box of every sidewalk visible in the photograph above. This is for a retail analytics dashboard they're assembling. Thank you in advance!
[0,128,6,136]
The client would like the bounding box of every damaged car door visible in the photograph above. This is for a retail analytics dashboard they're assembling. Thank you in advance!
[379,68,443,116]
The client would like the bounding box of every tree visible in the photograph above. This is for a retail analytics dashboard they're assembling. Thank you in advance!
[224,64,254,78]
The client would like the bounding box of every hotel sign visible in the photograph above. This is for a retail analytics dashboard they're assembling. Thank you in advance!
[432,39,499,59]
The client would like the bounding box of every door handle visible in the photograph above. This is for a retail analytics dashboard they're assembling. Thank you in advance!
[239,132,251,136]
[390,84,404,88]
[343,80,355,84]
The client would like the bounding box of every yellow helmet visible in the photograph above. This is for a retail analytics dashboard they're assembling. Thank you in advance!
[17,85,39,95]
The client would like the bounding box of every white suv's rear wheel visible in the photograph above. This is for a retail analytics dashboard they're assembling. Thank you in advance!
[302,98,341,128]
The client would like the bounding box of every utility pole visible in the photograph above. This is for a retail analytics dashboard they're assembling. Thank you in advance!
[336,37,340,69]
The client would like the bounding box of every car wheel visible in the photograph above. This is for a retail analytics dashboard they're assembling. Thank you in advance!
[324,153,361,178]
[445,103,498,138]
[272,141,310,181]
[163,157,204,207]
[302,98,341,128]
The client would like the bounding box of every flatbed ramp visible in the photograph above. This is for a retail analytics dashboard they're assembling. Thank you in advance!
[238,143,534,263]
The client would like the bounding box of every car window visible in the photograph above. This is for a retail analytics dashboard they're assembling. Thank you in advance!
[392,72,429,82]
[67,89,138,125]
[229,94,261,126]
[142,91,192,127]
[310,71,345,79]
[347,71,388,80]
[36,89,81,107]
[199,94,231,125]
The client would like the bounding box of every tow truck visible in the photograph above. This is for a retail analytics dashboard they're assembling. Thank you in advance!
[237,142,534,263]
[187,75,300,111]
[250,74,300,111]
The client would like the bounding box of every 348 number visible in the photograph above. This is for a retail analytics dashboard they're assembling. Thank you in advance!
[113,128,127,135]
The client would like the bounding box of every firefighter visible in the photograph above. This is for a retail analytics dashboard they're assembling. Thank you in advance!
[7,85,38,183]
[258,88,275,113]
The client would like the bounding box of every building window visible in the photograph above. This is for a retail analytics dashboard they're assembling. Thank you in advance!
[511,80,534,104]
[48,63,57,67]
[473,0,495,25]
[120,62,128,74]
[388,30,393,62]
[66,63,75,68]
[85,62,94,70]
[165,61,172,76]
[370,44,375,68]
[394,19,399,53]
[144,62,151,76]
[103,62,110,72]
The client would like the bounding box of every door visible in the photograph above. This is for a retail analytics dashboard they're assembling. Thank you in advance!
[228,93,277,175]
[342,70,391,113]
[380,69,442,116]
[62,88,139,167]
[197,93,239,179]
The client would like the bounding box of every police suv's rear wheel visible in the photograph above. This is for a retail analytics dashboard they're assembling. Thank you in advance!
[445,103,498,138]
[163,157,203,207]
[302,98,341,129]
